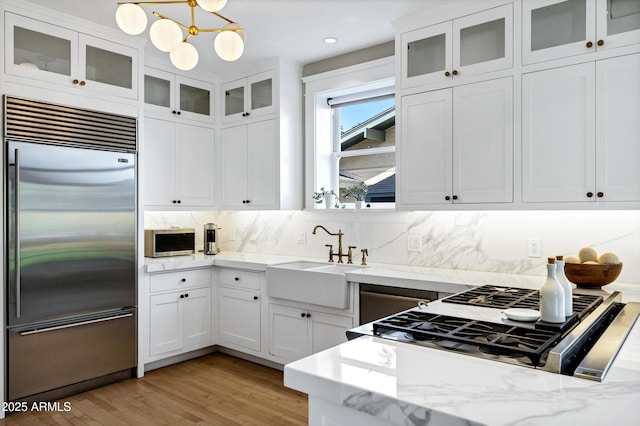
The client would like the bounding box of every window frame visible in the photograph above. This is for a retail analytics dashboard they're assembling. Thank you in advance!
[302,57,395,210]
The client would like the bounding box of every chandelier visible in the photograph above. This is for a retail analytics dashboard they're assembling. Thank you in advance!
[115,0,245,71]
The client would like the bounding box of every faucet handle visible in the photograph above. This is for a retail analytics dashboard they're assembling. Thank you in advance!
[361,248,368,266]
[324,244,334,262]
[347,246,357,264]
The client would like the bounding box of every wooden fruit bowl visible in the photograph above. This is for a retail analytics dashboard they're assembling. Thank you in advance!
[564,262,623,288]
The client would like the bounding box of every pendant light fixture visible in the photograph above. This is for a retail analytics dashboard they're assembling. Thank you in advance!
[115,0,244,71]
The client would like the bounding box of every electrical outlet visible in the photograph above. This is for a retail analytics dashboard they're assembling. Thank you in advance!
[407,235,422,253]
[528,238,541,258]
[230,227,237,241]
[296,232,307,244]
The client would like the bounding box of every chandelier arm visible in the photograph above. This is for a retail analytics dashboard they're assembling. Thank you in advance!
[197,27,243,33]
[210,11,234,24]
[117,1,187,5]
[152,11,190,31]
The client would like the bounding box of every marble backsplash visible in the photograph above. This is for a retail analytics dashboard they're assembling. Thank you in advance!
[144,209,640,284]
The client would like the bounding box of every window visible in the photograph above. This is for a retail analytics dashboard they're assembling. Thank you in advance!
[331,95,396,204]
[303,57,395,209]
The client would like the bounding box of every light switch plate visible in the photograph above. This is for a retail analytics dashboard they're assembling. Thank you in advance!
[297,232,307,244]
[407,235,422,252]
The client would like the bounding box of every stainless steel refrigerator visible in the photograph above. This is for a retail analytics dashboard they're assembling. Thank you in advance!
[4,96,137,402]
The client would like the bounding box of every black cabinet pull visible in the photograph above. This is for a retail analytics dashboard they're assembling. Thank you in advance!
[300,312,305,318]
[597,192,604,198]
[184,293,189,298]
[180,294,184,299]
[445,195,451,201]
[587,192,594,198]
[172,110,177,115]
[597,39,604,46]
[306,313,311,318]
[180,278,186,283]
[452,195,458,200]
[452,70,458,76]
[253,296,258,300]
[234,277,240,281]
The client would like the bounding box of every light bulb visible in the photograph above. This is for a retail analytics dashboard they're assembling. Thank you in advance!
[214,23,245,61]
[115,4,148,35]
[150,19,183,52]
[196,0,228,12]
[170,42,199,71]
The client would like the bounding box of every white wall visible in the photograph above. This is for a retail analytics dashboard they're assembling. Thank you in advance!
[145,209,640,284]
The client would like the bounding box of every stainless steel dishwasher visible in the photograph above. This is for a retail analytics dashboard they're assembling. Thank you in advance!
[359,284,450,324]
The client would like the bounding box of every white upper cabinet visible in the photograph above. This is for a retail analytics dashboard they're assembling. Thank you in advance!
[399,77,513,207]
[400,4,513,89]
[5,12,138,99]
[222,69,275,123]
[523,0,640,65]
[522,53,640,203]
[144,67,214,124]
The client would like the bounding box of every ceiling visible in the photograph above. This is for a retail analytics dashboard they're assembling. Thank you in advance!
[23,0,456,76]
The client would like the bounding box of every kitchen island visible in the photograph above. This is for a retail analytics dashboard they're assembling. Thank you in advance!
[284,283,640,426]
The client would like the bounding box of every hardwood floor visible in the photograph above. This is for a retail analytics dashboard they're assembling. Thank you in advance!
[0,353,308,425]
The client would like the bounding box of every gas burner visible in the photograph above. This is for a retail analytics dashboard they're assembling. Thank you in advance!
[479,334,522,357]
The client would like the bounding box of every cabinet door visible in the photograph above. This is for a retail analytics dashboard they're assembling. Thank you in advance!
[453,77,513,203]
[144,68,174,116]
[308,311,352,355]
[401,21,452,89]
[399,90,452,205]
[247,70,276,119]
[222,77,247,122]
[523,0,596,65]
[182,287,213,349]
[596,0,640,51]
[5,13,78,87]
[596,53,640,201]
[246,120,278,208]
[175,124,215,207]
[149,292,182,356]
[268,304,308,361]
[221,125,249,208]
[219,287,261,352]
[522,63,596,202]
[79,34,138,99]
[143,118,176,206]
[453,4,513,78]
[176,75,214,123]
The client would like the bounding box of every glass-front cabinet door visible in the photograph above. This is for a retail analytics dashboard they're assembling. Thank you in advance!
[401,4,512,89]
[5,12,138,99]
[523,0,640,65]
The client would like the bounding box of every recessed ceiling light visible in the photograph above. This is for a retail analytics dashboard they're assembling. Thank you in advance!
[323,37,338,44]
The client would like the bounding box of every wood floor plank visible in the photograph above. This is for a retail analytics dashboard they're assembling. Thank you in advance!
[0,353,308,426]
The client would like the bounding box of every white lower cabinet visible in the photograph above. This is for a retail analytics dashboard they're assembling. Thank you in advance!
[217,269,262,353]
[149,286,212,357]
[268,303,353,362]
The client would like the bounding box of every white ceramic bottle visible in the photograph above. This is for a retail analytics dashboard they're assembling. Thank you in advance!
[555,255,573,316]
[540,257,565,323]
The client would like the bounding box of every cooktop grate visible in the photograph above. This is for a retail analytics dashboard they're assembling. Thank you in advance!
[441,285,602,316]
[372,310,561,366]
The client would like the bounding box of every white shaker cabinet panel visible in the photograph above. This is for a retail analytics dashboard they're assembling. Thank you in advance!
[522,62,596,202]
[308,311,352,355]
[268,304,308,361]
[149,292,182,356]
[595,53,640,201]
[399,89,453,205]
[219,286,261,352]
[453,77,513,203]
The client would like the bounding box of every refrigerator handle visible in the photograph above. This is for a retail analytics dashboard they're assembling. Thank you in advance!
[14,148,21,319]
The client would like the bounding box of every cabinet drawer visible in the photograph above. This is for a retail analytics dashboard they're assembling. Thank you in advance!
[149,269,211,293]
[218,268,261,290]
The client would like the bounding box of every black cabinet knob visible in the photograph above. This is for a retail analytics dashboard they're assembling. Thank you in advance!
[184,293,189,298]
[587,192,594,198]
[172,110,177,115]
[597,192,604,198]
[452,70,458,76]
[452,195,458,200]
[445,195,451,201]
[306,313,311,318]
[234,277,240,281]
[180,294,184,299]
[597,39,604,46]
[180,278,186,283]
[253,296,258,300]
[300,312,305,318]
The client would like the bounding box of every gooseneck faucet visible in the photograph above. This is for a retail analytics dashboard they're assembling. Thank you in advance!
[312,225,351,263]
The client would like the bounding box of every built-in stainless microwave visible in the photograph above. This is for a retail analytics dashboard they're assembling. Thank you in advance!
[144,228,195,257]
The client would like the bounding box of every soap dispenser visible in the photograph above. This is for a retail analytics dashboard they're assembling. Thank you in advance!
[540,257,565,323]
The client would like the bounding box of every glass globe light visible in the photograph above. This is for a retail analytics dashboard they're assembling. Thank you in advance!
[196,0,228,12]
[115,4,148,35]
[214,23,245,61]
[170,42,199,71]
[150,19,183,52]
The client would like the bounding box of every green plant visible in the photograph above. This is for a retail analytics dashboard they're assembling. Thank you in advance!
[312,187,336,204]
[345,182,368,201]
